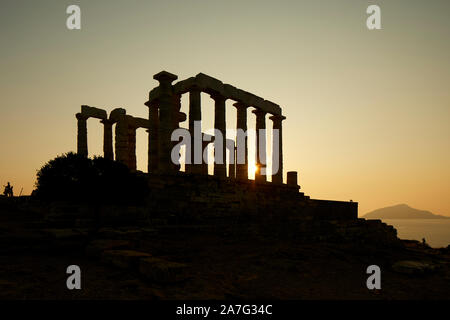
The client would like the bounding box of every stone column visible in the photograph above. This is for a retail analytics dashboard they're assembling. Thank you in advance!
[153,71,178,174]
[101,119,114,160]
[228,142,236,179]
[270,114,286,184]
[171,95,183,173]
[287,171,298,186]
[115,115,129,166]
[201,140,210,175]
[211,93,226,179]
[188,87,202,174]
[127,122,137,171]
[253,108,267,182]
[234,102,248,180]
[76,113,88,157]
[147,103,159,173]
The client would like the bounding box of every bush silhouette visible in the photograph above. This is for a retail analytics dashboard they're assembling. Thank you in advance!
[35,152,149,205]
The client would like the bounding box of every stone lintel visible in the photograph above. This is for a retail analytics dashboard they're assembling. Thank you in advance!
[132,117,151,129]
[172,77,197,95]
[81,105,108,120]
[240,91,265,107]
[260,100,281,115]
[223,84,239,101]
[100,118,115,125]
[195,73,225,96]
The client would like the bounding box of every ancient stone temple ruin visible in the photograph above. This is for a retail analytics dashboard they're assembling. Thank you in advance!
[76,71,357,221]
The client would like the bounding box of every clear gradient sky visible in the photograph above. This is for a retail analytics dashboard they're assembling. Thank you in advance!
[0,0,449,216]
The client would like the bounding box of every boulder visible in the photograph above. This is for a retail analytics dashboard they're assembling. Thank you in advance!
[86,239,132,257]
[139,257,188,283]
[392,260,438,275]
[101,250,152,270]
[42,228,87,239]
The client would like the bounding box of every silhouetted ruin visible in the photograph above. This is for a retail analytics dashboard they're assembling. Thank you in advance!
[76,71,357,221]
[1,71,448,301]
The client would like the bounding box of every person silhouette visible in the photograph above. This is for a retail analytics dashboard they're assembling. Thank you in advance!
[3,183,9,197]
[3,182,13,197]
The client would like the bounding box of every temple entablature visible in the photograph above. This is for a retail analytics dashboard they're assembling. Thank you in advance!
[147,72,282,116]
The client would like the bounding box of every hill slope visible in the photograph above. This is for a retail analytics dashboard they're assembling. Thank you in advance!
[363,204,449,219]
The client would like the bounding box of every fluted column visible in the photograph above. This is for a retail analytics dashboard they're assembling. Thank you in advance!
[115,114,129,166]
[171,95,183,172]
[201,139,210,175]
[270,114,286,184]
[228,141,236,179]
[253,108,267,182]
[234,102,248,180]
[127,123,137,171]
[153,71,178,174]
[211,93,226,179]
[101,119,114,160]
[188,87,202,174]
[76,113,88,157]
[147,103,159,173]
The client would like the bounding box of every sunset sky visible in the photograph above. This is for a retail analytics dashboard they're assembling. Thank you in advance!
[0,0,449,216]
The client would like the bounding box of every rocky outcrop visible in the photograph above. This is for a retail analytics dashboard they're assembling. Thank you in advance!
[392,260,440,275]
[139,257,188,283]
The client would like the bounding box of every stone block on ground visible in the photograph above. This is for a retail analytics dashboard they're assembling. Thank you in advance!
[139,257,189,283]
[86,239,132,257]
[101,250,152,270]
[97,227,157,240]
[41,228,88,240]
[392,260,439,275]
[40,228,89,250]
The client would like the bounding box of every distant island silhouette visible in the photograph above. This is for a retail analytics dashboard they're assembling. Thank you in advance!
[364,204,450,219]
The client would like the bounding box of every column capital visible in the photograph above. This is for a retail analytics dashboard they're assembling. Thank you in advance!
[153,71,178,84]
[189,84,201,93]
[209,92,226,102]
[233,101,249,109]
[269,114,286,121]
[76,113,88,121]
[100,118,114,125]
[144,100,159,108]
[252,108,267,116]
[178,111,187,123]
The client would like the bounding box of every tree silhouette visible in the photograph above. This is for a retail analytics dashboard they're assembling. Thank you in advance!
[35,152,149,205]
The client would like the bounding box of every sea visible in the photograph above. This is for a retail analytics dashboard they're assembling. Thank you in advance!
[382,219,450,248]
